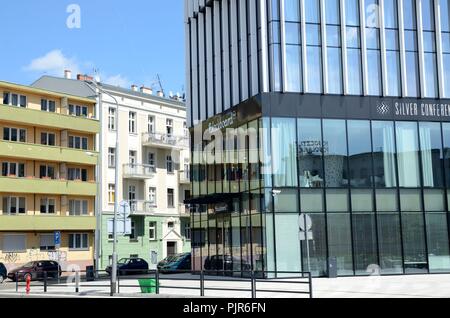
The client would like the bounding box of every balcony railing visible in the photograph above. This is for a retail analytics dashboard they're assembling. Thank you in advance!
[179,170,190,184]
[128,200,157,215]
[179,203,190,216]
[142,132,189,149]
[123,164,156,179]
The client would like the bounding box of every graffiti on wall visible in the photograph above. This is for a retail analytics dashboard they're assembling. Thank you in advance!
[0,252,19,263]
[0,249,68,264]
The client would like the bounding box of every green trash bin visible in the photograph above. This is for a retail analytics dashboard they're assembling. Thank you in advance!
[138,278,157,294]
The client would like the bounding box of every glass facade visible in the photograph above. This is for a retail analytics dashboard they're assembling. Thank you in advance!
[191,117,450,277]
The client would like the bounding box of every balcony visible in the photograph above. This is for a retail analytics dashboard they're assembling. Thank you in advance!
[0,141,98,165]
[129,200,157,215]
[123,164,156,179]
[179,170,191,184]
[0,176,97,196]
[0,215,96,231]
[179,203,191,217]
[142,132,189,150]
[0,104,99,134]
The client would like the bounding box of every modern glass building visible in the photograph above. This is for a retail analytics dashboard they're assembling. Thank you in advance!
[184,0,450,277]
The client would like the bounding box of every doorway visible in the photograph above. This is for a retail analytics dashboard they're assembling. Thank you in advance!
[167,242,177,257]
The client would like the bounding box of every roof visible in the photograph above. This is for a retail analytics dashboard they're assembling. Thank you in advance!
[32,75,185,109]
[0,80,96,104]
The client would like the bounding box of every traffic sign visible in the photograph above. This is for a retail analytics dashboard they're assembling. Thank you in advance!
[54,231,61,248]
[119,200,131,219]
[299,213,312,231]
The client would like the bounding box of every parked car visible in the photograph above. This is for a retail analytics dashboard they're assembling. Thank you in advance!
[105,258,149,276]
[7,261,61,282]
[157,253,191,273]
[204,255,252,275]
[0,263,7,283]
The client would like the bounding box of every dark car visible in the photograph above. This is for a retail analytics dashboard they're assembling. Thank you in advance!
[106,258,149,276]
[204,255,252,275]
[0,263,7,283]
[157,253,191,273]
[7,261,61,282]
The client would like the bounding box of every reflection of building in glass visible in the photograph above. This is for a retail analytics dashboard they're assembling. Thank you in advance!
[185,0,450,277]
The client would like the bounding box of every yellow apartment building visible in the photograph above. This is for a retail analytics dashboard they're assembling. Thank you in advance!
[0,80,99,271]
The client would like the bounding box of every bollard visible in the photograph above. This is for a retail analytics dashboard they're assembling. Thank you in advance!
[155,270,160,295]
[75,271,80,293]
[44,272,48,293]
[25,275,31,295]
[200,271,205,297]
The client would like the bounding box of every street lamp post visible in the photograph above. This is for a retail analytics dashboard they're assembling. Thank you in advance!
[86,79,120,295]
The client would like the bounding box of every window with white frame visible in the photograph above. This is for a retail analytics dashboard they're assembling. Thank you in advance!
[166,155,173,173]
[2,234,26,252]
[129,112,137,134]
[108,107,116,131]
[184,222,191,240]
[68,168,88,181]
[68,135,88,150]
[40,132,56,146]
[69,104,88,117]
[1,162,25,177]
[148,152,155,168]
[149,222,157,240]
[41,99,56,112]
[129,151,137,164]
[69,200,88,216]
[108,148,115,167]
[166,119,173,136]
[39,164,55,179]
[148,115,155,133]
[3,92,27,108]
[3,127,26,143]
[168,221,174,229]
[40,198,55,214]
[69,233,89,250]
[40,234,55,251]
[130,221,136,240]
[108,184,115,204]
[183,121,188,137]
[2,197,26,214]
[148,187,156,206]
[167,189,174,208]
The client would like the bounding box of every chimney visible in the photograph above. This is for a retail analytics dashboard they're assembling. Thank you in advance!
[77,74,94,82]
[140,86,153,95]
[131,85,138,92]
[64,70,72,79]
[157,91,164,97]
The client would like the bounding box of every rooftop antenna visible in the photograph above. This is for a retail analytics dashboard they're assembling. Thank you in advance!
[156,74,165,96]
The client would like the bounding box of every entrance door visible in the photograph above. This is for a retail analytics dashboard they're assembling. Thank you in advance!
[167,242,177,257]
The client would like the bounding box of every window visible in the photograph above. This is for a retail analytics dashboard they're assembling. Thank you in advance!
[372,121,397,187]
[396,122,420,187]
[108,108,116,131]
[166,119,173,136]
[39,165,55,179]
[41,99,56,112]
[148,115,155,133]
[298,119,324,187]
[40,234,55,251]
[166,155,174,173]
[69,200,89,216]
[68,135,88,150]
[149,222,157,240]
[167,189,174,208]
[129,151,137,164]
[3,127,26,143]
[108,148,115,167]
[40,198,55,214]
[3,93,26,107]
[183,121,188,137]
[108,184,115,204]
[168,221,174,229]
[1,162,25,177]
[130,221,136,240]
[148,153,155,167]
[129,112,137,134]
[272,118,298,187]
[69,233,89,250]
[149,187,156,206]
[2,234,26,252]
[40,132,56,146]
[2,197,26,214]
[68,168,88,181]
[184,222,191,240]
[69,105,88,117]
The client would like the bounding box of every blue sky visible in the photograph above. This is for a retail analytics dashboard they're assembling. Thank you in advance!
[0,0,186,94]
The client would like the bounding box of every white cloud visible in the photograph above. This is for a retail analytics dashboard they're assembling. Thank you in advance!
[103,74,131,88]
[24,49,81,77]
